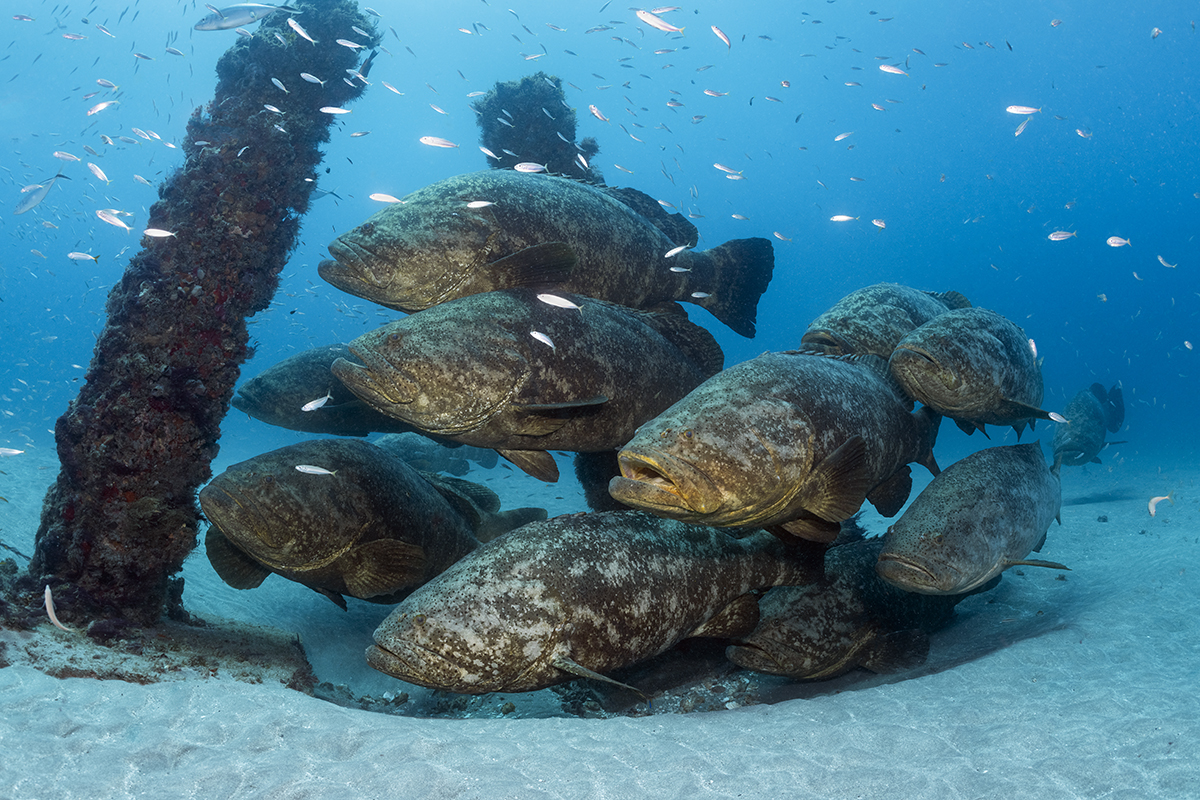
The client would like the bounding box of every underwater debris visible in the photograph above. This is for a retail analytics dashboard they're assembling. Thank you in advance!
[30,0,379,625]
[471,72,602,182]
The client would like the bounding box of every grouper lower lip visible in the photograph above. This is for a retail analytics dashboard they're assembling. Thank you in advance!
[892,344,938,365]
[875,554,953,595]
[366,642,491,693]
[610,449,723,515]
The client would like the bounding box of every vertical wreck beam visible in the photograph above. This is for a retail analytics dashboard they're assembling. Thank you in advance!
[30,0,379,625]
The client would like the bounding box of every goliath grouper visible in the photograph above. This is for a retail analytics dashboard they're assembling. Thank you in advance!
[318,170,774,337]
[200,439,546,609]
[610,352,941,543]
[727,536,995,680]
[800,282,972,359]
[888,307,1053,437]
[232,344,418,437]
[332,289,724,482]
[367,510,821,695]
[876,443,1068,595]
[1051,382,1125,468]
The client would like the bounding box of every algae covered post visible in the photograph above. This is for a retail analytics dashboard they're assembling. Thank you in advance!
[30,0,379,625]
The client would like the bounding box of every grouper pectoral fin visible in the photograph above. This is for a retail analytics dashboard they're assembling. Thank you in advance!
[1006,558,1070,571]
[498,448,560,482]
[551,656,647,698]
[804,435,872,523]
[487,241,578,289]
[997,398,1054,423]
[772,517,843,544]
[866,465,912,518]
[204,527,271,590]
[313,587,349,611]
[509,396,609,437]
[689,593,761,639]
[341,539,427,599]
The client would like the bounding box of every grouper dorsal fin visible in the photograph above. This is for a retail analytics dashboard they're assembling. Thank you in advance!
[341,539,427,599]
[551,655,647,699]
[487,241,577,289]
[204,527,271,590]
[632,310,725,377]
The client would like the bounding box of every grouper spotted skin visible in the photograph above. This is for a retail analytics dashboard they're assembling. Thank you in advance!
[609,352,941,543]
[318,170,774,337]
[1051,382,1125,469]
[876,443,1068,596]
[367,511,821,695]
[332,289,724,482]
[728,537,991,680]
[200,439,546,609]
[800,282,972,360]
[888,307,1052,438]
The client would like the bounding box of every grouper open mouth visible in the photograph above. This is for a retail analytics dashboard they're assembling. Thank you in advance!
[609,449,722,515]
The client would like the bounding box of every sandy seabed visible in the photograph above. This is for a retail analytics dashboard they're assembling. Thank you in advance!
[1,440,1196,799]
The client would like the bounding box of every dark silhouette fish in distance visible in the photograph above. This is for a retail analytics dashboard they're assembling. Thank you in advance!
[888,307,1053,437]
[318,170,774,337]
[1051,383,1125,469]
[367,510,822,695]
[332,289,724,482]
[200,439,546,609]
[232,344,418,437]
[800,282,972,359]
[876,443,1068,595]
[610,352,941,543]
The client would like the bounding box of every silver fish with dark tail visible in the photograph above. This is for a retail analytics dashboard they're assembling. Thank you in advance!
[728,536,992,680]
[1051,382,1124,468]
[200,439,546,609]
[888,307,1051,437]
[367,510,821,695]
[800,282,971,359]
[318,170,774,337]
[332,289,724,482]
[609,352,941,543]
[876,443,1068,595]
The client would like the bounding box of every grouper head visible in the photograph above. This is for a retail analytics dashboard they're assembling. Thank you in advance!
[199,445,366,572]
[609,394,814,528]
[333,314,530,437]
[367,588,569,694]
[320,187,499,312]
[875,520,1006,595]
[887,342,973,415]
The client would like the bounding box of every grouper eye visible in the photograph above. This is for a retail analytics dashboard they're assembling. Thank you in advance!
[388,333,401,344]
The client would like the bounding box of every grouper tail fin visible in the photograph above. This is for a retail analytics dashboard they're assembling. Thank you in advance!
[695,237,774,338]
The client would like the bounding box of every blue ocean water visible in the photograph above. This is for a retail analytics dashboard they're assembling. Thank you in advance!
[1,2,1195,490]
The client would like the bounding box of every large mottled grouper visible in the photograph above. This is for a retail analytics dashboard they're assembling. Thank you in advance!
[333,289,724,482]
[367,510,822,695]
[318,169,774,337]
[201,439,545,609]
[1051,382,1125,468]
[610,351,941,543]
[876,443,1068,595]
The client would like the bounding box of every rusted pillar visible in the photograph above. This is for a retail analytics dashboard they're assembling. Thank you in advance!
[30,0,378,625]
